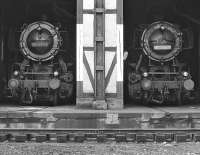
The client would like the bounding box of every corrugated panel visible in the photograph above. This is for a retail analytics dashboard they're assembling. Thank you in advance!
[105,14,117,47]
[83,14,94,47]
[105,0,116,9]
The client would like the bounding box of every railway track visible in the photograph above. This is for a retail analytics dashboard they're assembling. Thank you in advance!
[0,128,200,143]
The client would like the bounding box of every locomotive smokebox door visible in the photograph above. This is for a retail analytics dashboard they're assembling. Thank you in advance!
[141,21,183,62]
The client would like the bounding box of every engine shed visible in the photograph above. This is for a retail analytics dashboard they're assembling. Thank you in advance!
[0,0,199,109]
[1,0,200,141]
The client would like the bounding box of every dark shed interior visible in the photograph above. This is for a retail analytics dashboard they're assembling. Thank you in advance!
[124,0,200,104]
[0,0,77,103]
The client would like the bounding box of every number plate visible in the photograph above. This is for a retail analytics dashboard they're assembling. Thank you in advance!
[154,45,172,50]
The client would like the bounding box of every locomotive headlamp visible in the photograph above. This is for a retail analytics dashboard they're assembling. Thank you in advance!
[49,79,60,90]
[13,71,19,76]
[8,79,19,89]
[141,79,152,90]
[160,25,165,30]
[184,79,194,91]
[53,71,59,77]
[143,72,149,78]
[183,71,189,77]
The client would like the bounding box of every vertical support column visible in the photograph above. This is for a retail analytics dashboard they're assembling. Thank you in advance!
[93,0,107,109]
[94,0,106,99]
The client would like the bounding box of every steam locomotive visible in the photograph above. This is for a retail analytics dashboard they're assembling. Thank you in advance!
[7,21,73,105]
[128,21,194,105]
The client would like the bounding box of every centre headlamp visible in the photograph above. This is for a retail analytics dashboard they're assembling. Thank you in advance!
[182,71,189,77]
[13,71,19,76]
[53,71,59,77]
[143,72,149,78]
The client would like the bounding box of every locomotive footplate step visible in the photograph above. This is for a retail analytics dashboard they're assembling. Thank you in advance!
[0,105,200,129]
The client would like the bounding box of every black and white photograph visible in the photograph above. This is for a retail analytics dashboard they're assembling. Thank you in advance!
[0,0,200,154]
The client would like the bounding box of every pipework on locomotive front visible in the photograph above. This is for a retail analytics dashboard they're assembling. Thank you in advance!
[7,21,74,105]
[128,21,195,105]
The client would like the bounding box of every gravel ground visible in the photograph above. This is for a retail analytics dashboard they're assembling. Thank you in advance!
[0,142,200,155]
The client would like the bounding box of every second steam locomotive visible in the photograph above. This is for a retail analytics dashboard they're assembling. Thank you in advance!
[128,21,194,105]
[7,21,74,105]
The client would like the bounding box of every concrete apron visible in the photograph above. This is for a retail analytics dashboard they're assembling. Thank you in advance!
[0,105,199,129]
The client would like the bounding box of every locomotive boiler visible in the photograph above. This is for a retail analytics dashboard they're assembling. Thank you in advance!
[128,21,194,105]
[7,21,73,105]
